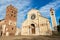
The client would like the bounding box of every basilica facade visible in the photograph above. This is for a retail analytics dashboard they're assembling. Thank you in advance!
[21,9,52,35]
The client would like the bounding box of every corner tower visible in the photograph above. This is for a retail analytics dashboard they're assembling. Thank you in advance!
[50,8,57,31]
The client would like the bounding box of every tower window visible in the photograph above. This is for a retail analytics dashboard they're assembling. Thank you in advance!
[52,13,54,15]
[12,11,13,13]
[11,10,14,13]
[10,14,13,16]
[51,11,53,13]
[14,15,16,17]
[12,28,13,30]
[14,12,16,14]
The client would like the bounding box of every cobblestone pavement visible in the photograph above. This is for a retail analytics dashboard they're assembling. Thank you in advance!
[0,35,60,40]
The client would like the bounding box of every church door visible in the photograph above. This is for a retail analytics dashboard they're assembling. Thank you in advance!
[31,24,35,34]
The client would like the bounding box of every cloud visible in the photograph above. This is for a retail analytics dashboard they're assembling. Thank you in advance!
[14,0,32,28]
[39,0,60,28]
[1,0,60,28]
[0,0,15,4]
[17,6,31,28]
[39,0,60,18]
[0,4,12,20]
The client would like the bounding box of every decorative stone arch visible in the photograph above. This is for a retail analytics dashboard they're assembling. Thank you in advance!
[30,23,37,34]
[31,24,35,34]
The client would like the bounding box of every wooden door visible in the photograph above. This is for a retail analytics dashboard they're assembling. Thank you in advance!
[31,24,35,34]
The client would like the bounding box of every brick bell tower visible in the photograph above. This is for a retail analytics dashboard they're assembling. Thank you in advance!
[5,5,17,36]
[50,8,57,32]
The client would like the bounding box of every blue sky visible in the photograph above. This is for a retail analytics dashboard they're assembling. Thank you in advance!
[0,0,60,28]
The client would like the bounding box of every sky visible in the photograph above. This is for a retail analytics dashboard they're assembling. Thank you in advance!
[0,0,60,28]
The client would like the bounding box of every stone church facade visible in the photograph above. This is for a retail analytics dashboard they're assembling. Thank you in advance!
[21,9,52,35]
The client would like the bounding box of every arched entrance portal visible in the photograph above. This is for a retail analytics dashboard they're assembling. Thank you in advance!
[31,24,35,34]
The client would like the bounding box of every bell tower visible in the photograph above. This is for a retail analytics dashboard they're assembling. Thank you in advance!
[5,5,17,36]
[50,8,57,31]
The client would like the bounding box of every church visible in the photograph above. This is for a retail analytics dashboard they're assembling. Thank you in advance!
[21,8,57,35]
[21,9,52,35]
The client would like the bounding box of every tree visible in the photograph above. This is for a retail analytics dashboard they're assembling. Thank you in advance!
[57,18,60,32]
[59,19,60,25]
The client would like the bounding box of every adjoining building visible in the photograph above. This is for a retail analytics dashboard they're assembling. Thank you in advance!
[0,19,5,36]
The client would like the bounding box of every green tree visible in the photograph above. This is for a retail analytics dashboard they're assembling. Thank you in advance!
[59,18,60,25]
[57,18,60,32]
